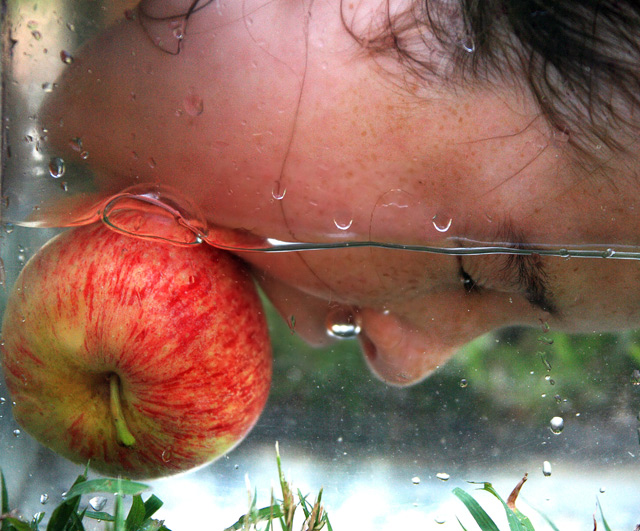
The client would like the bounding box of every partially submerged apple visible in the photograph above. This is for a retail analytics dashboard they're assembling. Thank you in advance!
[1,215,272,479]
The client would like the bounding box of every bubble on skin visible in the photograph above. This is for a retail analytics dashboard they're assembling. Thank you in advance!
[432,214,452,233]
[59,50,74,64]
[333,210,354,231]
[48,157,65,178]
[184,92,204,116]
[271,181,286,201]
[326,307,361,339]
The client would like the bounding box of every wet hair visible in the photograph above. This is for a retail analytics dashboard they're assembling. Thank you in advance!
[343,0,640,157]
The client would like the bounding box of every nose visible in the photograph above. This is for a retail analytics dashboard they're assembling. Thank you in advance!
[255,272,523,387]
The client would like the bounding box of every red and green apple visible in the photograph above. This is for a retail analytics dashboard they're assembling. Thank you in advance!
[1,214,272,479]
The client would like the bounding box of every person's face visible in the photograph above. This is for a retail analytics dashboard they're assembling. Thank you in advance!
[42,0,640,385]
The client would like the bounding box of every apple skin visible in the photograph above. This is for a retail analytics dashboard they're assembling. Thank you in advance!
[1,215,272,479]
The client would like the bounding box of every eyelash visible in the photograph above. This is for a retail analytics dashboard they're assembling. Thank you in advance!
[459,266,480,294]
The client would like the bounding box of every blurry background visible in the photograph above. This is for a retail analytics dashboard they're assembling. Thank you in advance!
[1,1,640,530]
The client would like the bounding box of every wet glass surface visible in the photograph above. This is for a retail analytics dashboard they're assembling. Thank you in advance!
[1,1,640,530]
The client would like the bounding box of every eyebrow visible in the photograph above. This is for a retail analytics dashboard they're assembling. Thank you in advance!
[503,253,558,315]
[492,222,558,315]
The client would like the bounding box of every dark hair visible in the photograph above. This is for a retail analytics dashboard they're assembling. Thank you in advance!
[343,0,640,158]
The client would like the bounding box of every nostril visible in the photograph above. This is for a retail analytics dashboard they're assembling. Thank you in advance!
[358,332,378,362]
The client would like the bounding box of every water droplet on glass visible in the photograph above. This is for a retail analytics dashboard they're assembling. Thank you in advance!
[12,429,21,437]
[48,157,65,178]
[184,93,204,116]
[542,460,552,477]
[411,476,420,485]
[59,50,74,64]
[271,182,286,200]
[459,378,468,388]
[549,416,564,434]
[39,494,49,504]
[432,215,452,233]
[89,496,107,511]
[333,211,353,231]
[436,472,450,481]
[326,308,361,339]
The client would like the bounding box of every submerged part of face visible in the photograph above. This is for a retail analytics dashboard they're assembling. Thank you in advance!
[40,0,640,386]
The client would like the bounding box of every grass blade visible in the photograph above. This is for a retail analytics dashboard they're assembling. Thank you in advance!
[64,479,149,499]
[453,487,501,531]
[223,505,285,531]
[125,495,145,531]
[596,498,612,531]
[46,473,87,531]
[143,495,164,520]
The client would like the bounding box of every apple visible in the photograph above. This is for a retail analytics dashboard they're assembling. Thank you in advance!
[0,213,272,479]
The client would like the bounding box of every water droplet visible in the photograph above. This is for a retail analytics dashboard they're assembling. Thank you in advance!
[80,150,89,160]
[542,460,552,477]
[326,308,361,339]
[48,157,65,178]
[434,515,447,524]
[12,429,21,437]
[538,336,554,345]
[184,92,204,116]
[161,448,172,462]
[40,494,49,504]
[599,487,606,493]
[539,352,552,371]
[411,476,420,485]
[459,378,468,388]
[432,215,452,233]
[0,397,6,404]
[59,50,74,64]
[602,248,615,258]
[68,137,83,152]
[549,416,564,434]
[559,248,570,258]
[172,26,184,40]
[436,472,450,481]
[31,30,42,41]
[89,496,107,511]
[271,181,286,200]
[333,210,353,231]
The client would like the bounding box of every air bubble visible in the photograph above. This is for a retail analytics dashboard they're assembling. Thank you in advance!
[271,182,286,200]
[39,494,49,505]
[48,157,65,178]
[12,429,21,437]
[411,476,420,485]
[333,211,353,231]
[631,369,640,385]
[326,308,361,339]
[432,215,452,233]
[436,472,450,481]
[542,460,552,477]
[184,93,204,116]
[161,448,172,462]
[549,416,564,434]
[89,496,107,511]
[602,248,615,258]
[60,50,74,64]
[459,379,468,388]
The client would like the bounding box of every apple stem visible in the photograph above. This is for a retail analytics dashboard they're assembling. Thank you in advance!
[109,373,136,448]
